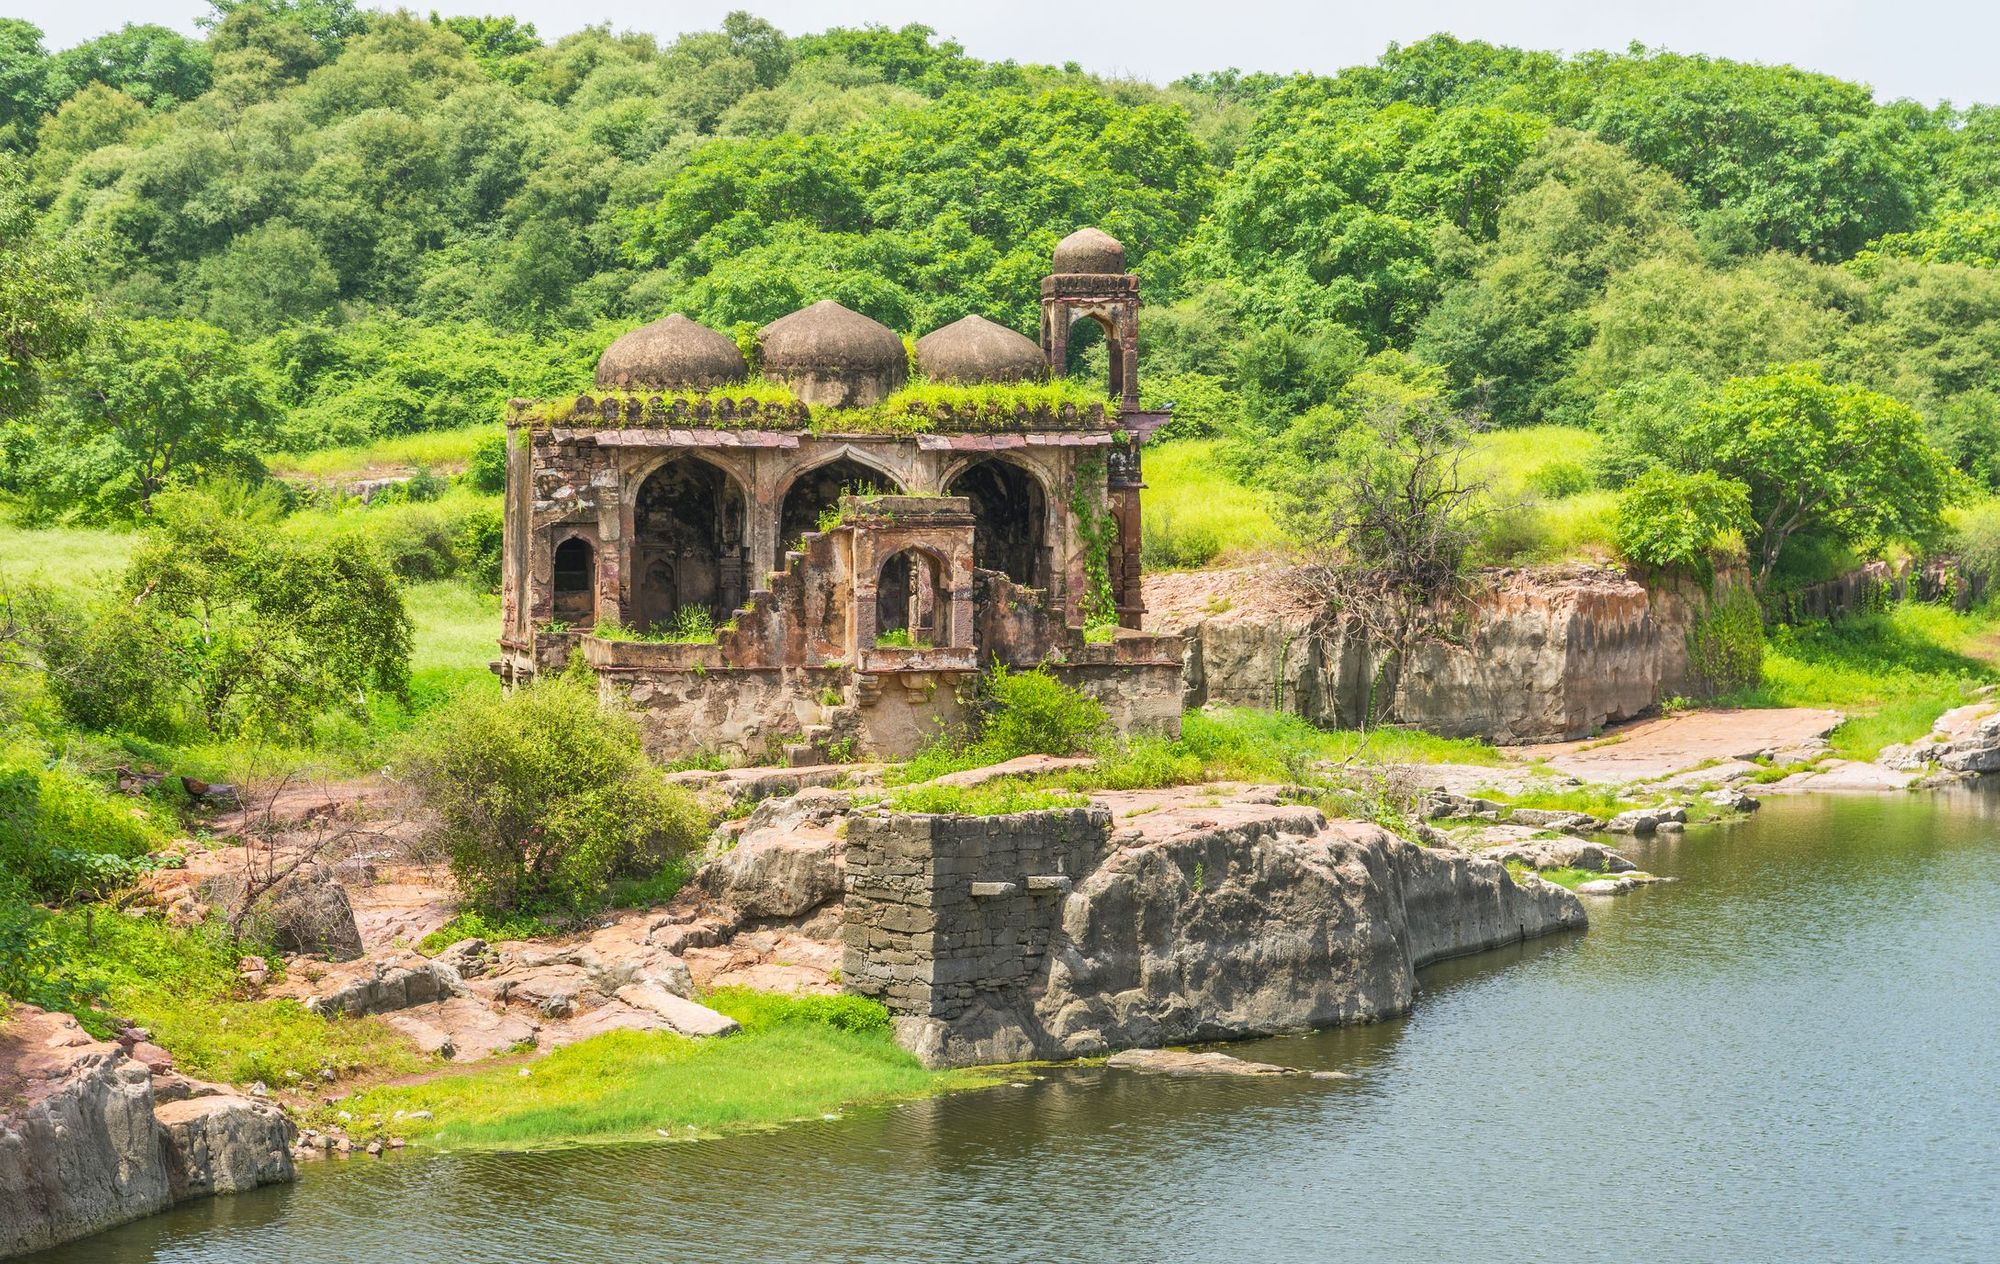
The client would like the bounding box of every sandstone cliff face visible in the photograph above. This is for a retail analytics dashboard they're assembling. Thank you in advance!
[1149,566,1701,744]
[0,1008,295,1259]
[862,803,1585,1068]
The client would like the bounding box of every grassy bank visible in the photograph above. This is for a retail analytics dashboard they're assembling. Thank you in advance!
[311,991,989,1150]
[1725,602,2000,759]
[268,425,499,480]
[1141,440,1286,570]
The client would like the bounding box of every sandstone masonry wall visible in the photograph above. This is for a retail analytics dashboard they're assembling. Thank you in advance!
[844,805,1584,1068]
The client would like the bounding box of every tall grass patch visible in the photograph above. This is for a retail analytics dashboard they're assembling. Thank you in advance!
[1140,440,1285,570]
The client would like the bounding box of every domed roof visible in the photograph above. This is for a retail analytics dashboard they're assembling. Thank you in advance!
[594,314,746,390]
[1052,226,1127,275]
[759,300,906,374]
[915,315,1046,384]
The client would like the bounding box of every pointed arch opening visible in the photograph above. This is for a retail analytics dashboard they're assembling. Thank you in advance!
[946,458,1047,589]
[634,455,746,632]
[777,456,900,568]
[552,536,596,627]
[876,547,947,647]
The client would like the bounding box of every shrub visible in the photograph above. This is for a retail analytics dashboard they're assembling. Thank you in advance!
[1686,585,1766,695]
[1527,459,1594,499]
[1615,468,1753,574]
[456,506,503,589]
[465,434,509,494]
[1951,499,2000,582]
[399,674,708,918]
[980,666,1107,758]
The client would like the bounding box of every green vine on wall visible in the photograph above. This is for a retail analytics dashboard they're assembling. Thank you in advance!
[1071,454,1118,631]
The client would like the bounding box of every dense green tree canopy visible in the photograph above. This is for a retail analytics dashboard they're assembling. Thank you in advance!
[0,9,1993,535]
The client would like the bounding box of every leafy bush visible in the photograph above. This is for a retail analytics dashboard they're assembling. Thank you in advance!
[1686,585,1766,695]
[1951,499,2000,581]
[417,908,565,954]
[466,435,510,494]
[1527,459,1594,499]
[979,666,1108,758]
[399,674,708,918]
[1615,467,1753,573]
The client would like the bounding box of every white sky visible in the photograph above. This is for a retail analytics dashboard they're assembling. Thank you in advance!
[12,0,1996,107]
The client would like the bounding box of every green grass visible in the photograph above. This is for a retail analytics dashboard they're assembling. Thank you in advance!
[313,991,985,1150]
[883,780,1089,815]
[1722,602,2000,759]
[1462,426,1619,566]
[268,425,499,480]
[417,909,566,954]
[38,909,427,1084]
[1473,784,1637,819]
[1140,440,1286,570]
[0,521,134,594]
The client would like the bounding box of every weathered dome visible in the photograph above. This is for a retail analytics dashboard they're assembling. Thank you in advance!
[914,314,1046,385]
[594,314,747,391]
[1051,226,1127,275]
[759,300,908,407]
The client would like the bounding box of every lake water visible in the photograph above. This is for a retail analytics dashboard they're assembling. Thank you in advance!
[32,785,2000,1263]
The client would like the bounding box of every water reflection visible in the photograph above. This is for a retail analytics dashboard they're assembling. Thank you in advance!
[30,783,2000,1263]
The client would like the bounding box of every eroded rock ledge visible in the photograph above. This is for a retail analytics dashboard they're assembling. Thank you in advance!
[0,1007,295,1259]
[843,799,1585,1068]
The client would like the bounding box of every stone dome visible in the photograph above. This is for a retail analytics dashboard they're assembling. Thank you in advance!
[759,300,908,407]
[1051,226,1127,275]
[914,314,1047,385]
[594,314,747,391]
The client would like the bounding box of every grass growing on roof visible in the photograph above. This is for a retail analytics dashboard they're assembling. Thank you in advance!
[1140,440,1286,570]
[312,990,987,1150]
[1721,601,2000,759]
[883,780,1089,815]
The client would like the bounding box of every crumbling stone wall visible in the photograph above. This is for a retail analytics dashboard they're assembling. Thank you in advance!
[843,808,1109,1022]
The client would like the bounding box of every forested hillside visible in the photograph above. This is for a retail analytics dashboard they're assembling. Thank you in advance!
[3,3,1998,514]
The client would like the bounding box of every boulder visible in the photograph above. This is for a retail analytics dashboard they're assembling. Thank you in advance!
[612,983,741,1038]
[1105,1048,1346,1078]
[696,788,848,918]
[1477,836,1635,874]
[297,954,467,1017]
[262,864,364,961]
[1604,805,1689,835]
[0,1007,294,1258]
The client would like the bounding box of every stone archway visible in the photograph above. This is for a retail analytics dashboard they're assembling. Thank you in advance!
[552,536,596,627]
[776,456,900,568]
[875,547,948,646]
[946,459,1047,588]
[633,456,745,630]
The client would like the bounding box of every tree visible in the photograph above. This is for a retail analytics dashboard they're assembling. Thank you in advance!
[40,319,277,512]
[1281,373,1485,725]
[1414,128,1693,426]
[400,672,705,917]
[46,24,213,109]
[1679,366,1957,588]
[0,156,89,420]
[0,19,49,147]
[120,488,412,734]
[1614,468,1752,574]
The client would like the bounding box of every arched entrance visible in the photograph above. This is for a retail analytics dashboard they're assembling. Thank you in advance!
[634,456,745,631]
[777,457,899,568]
[552,536,596,627]
[875,548,947,646]
[946,459,1046,588]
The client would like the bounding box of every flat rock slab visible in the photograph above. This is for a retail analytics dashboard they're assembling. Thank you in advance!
[1513,708,1844,784]
[613,984,741,1037]
[919,755,1096,789]
[1104,1048,1349,1080]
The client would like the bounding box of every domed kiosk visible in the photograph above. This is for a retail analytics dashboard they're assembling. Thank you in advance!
[914,314,1047,384]
[1051,226,1127,275]
[759,300,907,407]
[594,314,747,391]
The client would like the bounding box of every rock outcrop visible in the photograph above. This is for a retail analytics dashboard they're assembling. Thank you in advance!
[0,1008,294,1259]
[846,801,1585,1068]
[696,788,849,918]
[1880,699,2000,775]
[1149,566,1712,744]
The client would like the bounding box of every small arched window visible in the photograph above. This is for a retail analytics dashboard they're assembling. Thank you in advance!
[875,549,946,647]
[552,536,595,626]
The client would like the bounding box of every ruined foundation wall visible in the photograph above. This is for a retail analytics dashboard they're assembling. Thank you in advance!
[844,806,1584,1068]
